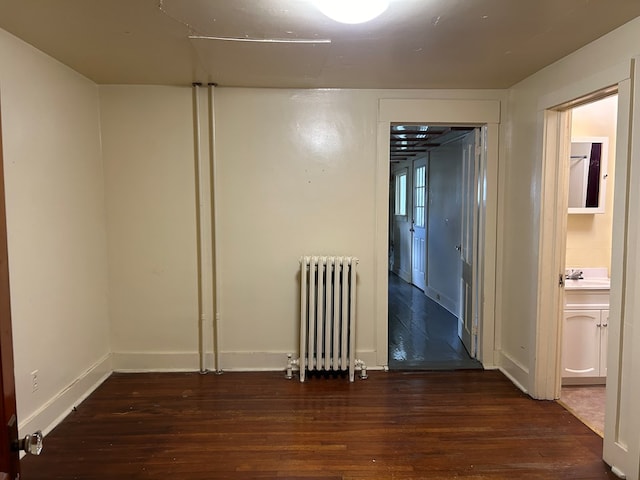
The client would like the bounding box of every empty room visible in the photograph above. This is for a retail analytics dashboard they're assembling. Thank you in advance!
[0,1,640,478]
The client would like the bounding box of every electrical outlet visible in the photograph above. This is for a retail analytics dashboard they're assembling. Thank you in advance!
[31,370,38,392]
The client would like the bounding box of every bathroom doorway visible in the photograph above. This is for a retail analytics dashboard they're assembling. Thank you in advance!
[557,94,618,437]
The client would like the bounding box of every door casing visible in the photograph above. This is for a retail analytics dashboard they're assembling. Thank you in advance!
[0,101,20,479]
[375,98,500,369]
[535,58,640,478]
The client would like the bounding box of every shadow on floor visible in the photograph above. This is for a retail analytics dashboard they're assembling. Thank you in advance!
[388,273,482,370]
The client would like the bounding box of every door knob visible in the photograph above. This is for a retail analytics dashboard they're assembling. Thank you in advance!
[455,245,462,251]
[8,414,43,456]
[19,430,44,456]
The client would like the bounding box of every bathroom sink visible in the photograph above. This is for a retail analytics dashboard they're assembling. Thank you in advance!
[564,278,610,290]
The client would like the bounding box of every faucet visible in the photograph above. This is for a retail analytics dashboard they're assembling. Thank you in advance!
[566,269,583,280]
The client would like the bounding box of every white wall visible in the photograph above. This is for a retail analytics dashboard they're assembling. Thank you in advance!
[214,88,378,368]
[92,86,505,373]
[502,16,640,477]
[213,88,507,370]
[0,29,111,434]
[501,19,640,385]
[426,144,462,314]
[99,86,200,371]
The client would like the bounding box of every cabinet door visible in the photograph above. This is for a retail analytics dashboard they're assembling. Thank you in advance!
[562,310,601,377]
[600,309,609,377]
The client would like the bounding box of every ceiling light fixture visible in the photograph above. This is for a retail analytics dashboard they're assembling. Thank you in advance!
[313,0,390,24]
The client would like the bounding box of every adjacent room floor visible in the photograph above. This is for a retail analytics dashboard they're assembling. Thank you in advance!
[388,273,482,370]
[560,385,606,437]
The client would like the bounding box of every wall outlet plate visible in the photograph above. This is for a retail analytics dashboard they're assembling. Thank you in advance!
[31,370,38,392]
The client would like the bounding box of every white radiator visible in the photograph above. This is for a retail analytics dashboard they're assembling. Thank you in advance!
[298,256,358,382]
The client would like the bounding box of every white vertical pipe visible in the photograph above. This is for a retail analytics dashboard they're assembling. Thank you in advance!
[192,83,207,373]
[193,83,215,373]
[208,83,222,373]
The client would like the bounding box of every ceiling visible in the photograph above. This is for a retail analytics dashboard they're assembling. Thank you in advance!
[0,0,639,89]
[390,125,474,163]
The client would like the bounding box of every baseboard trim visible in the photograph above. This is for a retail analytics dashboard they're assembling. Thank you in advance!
[219,350,380,372]
[425,286,458,317]
[112,351,211,372]
[113,350,383,373]
[394,268,411,284]
[498,351,529,394]
[18,353,112,437]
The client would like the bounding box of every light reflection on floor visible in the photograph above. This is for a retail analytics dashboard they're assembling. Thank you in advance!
[388,273,482,370]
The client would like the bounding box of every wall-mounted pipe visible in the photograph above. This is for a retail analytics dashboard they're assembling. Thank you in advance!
[192,83,216,374]
[208,82,222,373]
[192,83,207,373]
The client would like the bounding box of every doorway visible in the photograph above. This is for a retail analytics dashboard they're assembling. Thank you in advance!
[557,94,618,437]
[374,98,500,371]
[387,124,482,370]
[535,74,640,475]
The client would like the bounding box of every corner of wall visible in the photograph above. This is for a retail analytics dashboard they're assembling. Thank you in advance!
[497,350,529,394]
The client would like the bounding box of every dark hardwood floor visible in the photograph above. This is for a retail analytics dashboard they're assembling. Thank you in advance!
[389,273,482,370]
[21,370,615,479]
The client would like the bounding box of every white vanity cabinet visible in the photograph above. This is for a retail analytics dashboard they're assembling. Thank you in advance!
[562,309,608,380]
[562,284,609,384]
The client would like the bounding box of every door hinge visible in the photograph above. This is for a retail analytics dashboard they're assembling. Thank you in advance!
[559,274,565,287]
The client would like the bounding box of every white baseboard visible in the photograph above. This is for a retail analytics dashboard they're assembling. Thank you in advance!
[113,350,383,373]
[561,376,606,386]
[112,351,292,373]
[394,268,411,283]
[112,351,213,372]
[498,351,529,394]
[18,353,112,438]
[219,351,293,371]
[425,286,458,317]
[220,350,380,372]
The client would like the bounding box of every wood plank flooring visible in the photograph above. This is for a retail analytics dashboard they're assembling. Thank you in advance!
[21,370,615,479]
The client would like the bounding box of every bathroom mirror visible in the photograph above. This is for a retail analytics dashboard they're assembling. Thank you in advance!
[568,137,608,214]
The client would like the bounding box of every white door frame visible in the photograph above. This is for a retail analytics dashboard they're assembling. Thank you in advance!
[535,58,640,479]
[375,99,501,369]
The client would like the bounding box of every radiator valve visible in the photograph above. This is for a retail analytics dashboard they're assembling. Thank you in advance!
[356,359,368,380]
[286,354,299,380]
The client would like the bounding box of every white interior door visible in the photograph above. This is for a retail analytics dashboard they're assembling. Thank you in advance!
[603,67,640,479]
[411,158,427,291]
[459,129,480,357]
[391,163,412,282]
